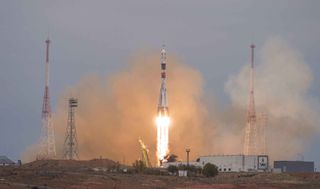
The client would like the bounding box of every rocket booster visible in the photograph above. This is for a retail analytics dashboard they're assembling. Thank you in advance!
[158,45,169,116]
[156,45,170,166]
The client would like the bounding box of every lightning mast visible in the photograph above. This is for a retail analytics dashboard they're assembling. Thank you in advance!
[243,44,258,155]
[64,98,79,160]
[156,45,170,166]
[38,38,56,159]
[257,112,268,155]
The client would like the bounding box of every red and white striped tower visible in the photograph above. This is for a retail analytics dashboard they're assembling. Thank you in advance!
[38,38,56,159]
[243,44,258,155]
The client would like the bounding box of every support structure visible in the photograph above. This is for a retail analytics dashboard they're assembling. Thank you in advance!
[186,148,190,176]
[38,38,56,159]
[243,44,258,155]
[64,98,79,160]
[138,138,152,168]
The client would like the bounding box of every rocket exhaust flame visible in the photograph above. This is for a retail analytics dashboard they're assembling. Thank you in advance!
[156,45,170,166]
[156,115,170,126]
[156,115,170,165]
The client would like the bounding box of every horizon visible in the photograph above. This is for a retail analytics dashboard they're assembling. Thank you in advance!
[1,1,319,169]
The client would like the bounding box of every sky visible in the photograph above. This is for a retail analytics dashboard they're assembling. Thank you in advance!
[0,0,320,165]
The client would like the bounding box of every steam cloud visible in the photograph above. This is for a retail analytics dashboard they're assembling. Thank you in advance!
[53,53,208,164]
[225,37,319,160]
[23,37,320,164]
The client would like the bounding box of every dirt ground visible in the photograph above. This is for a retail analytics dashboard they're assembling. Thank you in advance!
[0,160,320,189]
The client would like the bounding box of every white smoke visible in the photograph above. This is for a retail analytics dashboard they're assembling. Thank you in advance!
[225,37,320,159]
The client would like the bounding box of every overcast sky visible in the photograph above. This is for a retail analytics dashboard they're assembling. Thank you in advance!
[1,0,320,163]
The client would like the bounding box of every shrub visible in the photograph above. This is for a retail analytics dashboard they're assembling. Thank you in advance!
[178,164,187,170]
[132,160,146,173]
[202,163,218,177]
[167,165,178,174]
[143,168,167,175]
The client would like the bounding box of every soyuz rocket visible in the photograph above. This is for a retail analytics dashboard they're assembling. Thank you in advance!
[158,45,169,116]
[156,45,170,166]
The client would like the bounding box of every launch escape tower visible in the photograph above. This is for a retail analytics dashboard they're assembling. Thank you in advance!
[64,98,79,160]
[243,44,258,155]
[38,38,56,159]
[156,45,170,166]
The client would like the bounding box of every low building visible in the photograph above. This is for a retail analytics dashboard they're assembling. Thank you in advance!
[0,156,15,166]
[163,155,269,172]
[274,161,314,173]
[198,155,269,172]
[163,161,200,168]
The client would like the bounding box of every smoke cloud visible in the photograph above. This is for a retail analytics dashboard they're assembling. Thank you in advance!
[51,53,208,164]
[23,37,320,164]
[225,37,320,160]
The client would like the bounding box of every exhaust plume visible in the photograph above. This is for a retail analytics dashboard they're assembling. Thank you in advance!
[52,53,207,164]
[23,37,319,163]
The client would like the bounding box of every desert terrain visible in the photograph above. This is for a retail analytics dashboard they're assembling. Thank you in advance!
[0,160,319,189]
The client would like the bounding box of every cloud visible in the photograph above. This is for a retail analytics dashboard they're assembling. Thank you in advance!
[225,37,319,159]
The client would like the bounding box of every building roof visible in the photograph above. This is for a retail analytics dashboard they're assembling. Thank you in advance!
[0,156,15,165]
[274,160,314,163]
[274,160,314,173]
[199,154,266,158]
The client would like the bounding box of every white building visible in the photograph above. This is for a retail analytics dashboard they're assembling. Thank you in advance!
[163,161,200,168]
[0,156,15,166]
[198,155,268,172]
[162,155,268,172]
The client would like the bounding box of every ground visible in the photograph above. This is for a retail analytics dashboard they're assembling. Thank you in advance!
[0,160,320,189]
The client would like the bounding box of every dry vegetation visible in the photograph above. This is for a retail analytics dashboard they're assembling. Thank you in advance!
[0,160,320,189]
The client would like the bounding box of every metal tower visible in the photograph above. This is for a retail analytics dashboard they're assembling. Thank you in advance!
[257,112,268,155]
[138,138,152,168]
[38,38,56,159]
[243,44,258,155]
[64,98,79,160]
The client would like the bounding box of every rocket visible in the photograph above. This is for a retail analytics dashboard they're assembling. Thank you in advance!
[158,45,169,116]
[156,45,170,166]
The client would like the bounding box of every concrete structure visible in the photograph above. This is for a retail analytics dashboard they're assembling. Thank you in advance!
[163,155,269,172]
[199,155,269,172]
[0,156,15,166]
[163,161,200,168]
[178,170,187,177]
[274,161,314,173]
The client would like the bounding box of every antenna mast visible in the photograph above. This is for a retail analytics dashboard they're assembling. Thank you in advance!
[243,44,258,155]
[38,38,56,159]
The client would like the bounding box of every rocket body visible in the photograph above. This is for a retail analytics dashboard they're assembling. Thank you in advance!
[156,46,170,166]
[158,47,169,115]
